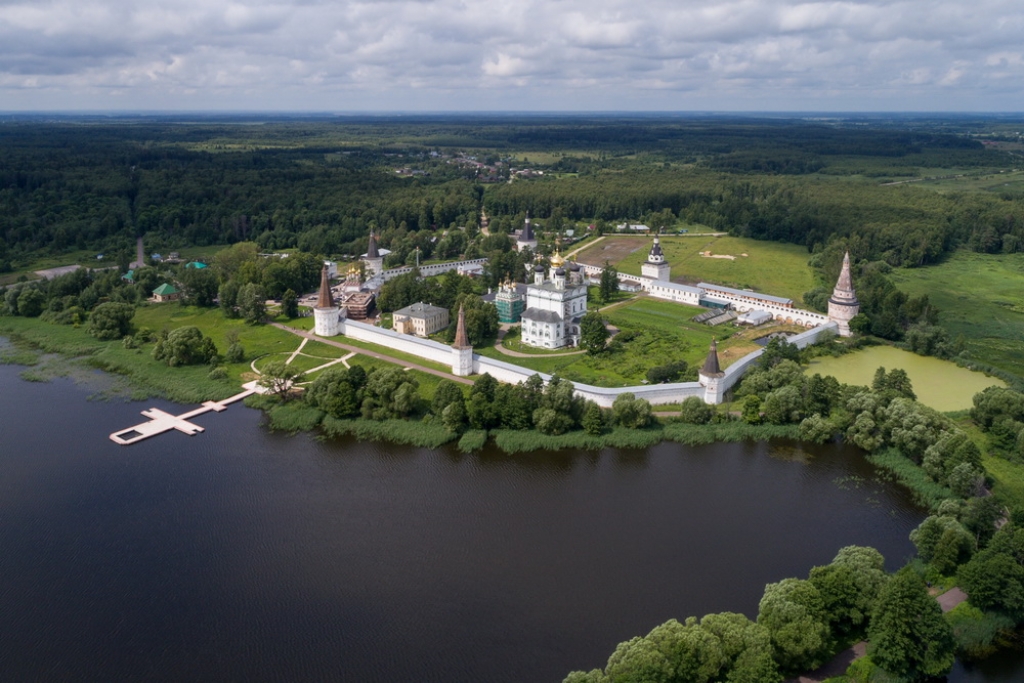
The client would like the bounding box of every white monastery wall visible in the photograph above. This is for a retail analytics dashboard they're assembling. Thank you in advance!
[338,319,453,366]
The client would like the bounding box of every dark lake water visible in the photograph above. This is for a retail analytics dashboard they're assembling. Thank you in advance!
[1,361,1023,682]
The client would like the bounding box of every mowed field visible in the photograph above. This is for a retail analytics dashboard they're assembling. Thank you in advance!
[477,297,768,388]
[890,250,1024,379]
[576,235,817,304]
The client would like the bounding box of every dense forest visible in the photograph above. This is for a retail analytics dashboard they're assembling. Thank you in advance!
[2,115,1023,276]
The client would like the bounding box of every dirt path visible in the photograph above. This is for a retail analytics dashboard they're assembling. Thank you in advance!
[271,323,473,385]
[492,327,587,359]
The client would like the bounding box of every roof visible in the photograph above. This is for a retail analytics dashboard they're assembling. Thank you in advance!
[521,308,563,323]
[700,339,724,377]
[453,306,470,349]
[153,283,178,296]
[648,238,664,259]
[366,233,380,259]
[519,214,535,243]
[185,261,207,269]
[650,281,702,295]
[315,265,335,309]
[122,269,135,280]
[697,282,793,306]
[393,302,448,318]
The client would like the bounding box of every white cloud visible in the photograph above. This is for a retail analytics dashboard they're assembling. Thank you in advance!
[0,0,1021,110]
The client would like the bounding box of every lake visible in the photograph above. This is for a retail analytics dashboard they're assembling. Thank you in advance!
[0,361,1021,681]
[806,345,1005,412]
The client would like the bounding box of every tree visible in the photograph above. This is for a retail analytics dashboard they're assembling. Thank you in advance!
[679,396,714,424]
[867,567,955,680]
[306,366,363,418]
[257,360,306,400]
[757,578,831,673]
[179,266,219,307]
[219,280,240,318]
[599,261,619,303]
[580,312,609,354]
[88,302,135,340]
[432,379,466,417]
[442,399,468,433]
[582,402,605,435]
[237,282,267,324]
[16,287,45,317]
[612,392,653,429]
[153,326,218,367]
[281,288,299,319]
[741,395,762,425]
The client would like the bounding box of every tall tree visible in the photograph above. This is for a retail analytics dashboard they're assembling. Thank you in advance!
[867,567,955,680]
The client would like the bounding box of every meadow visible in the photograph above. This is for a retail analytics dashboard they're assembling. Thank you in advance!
[889,250,1024,379]
[576,234,819,304]
[477,297,766,387]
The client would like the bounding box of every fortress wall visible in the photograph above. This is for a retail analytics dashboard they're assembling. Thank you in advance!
[380,259,488,282]
[338,319,454,366]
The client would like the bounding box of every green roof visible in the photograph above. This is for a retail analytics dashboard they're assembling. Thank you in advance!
[185,261,208,269]
[153,283,178,296]
[122,269,135,281]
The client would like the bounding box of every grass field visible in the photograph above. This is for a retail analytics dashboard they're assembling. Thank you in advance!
[477,297,766,387]
[890,250,1024,379]
[576,234,818,304]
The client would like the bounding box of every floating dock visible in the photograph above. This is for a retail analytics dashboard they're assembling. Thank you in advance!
[109,384,259,446]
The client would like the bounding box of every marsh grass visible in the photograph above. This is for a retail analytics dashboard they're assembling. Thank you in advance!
[320,417,456,448]
[945,603,1016,660]
[866,449,954,509]
[266,402,325,433]
[457,430,488,453]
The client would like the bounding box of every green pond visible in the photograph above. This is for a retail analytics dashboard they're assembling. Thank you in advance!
[805,346,1005,412]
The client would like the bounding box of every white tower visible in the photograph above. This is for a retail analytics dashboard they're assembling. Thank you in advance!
[641,235,671,281]
[362,232,384,276]
[827,251,860,337]
[451,305,473,376]
[516,213,538,252]
[698,338,725,404]
[313,265,340,337]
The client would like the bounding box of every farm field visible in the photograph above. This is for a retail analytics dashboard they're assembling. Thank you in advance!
[890,250,1024,379]
[576,235,818,304]
[476,297,767,388]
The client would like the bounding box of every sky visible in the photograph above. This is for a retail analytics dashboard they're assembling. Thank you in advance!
[1,0,1022,112]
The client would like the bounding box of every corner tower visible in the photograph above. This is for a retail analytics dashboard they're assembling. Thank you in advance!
[641,235,670,281]
[698,338,726,404]
[451,305,474,376]
[313,265,340,337]
[827,251,859,337]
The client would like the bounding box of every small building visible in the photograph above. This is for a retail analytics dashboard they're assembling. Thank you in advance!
[737,310,773,326]
[491,280,526,323]
[122,269,135,283]
[340,291,376,320]
[184,261,207,269]
[516,214,538,252]
[457,262,485,278]
[152,283,180,302]
[393,302,450,337]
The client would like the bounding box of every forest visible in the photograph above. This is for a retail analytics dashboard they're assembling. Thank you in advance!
[2,114,1023,276]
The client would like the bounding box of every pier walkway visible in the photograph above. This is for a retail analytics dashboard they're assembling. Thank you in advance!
[109,384,258,446]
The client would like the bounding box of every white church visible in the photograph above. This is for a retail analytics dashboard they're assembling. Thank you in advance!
[520,250,588,349]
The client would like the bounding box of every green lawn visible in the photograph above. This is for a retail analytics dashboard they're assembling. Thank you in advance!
[578,234,818,304]
[890,250,1024,379]
[476,297,763,387]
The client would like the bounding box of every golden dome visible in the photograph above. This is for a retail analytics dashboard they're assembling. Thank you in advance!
[549,249,565,268]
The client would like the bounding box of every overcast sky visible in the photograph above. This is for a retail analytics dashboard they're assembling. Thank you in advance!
[1,0,1021,112]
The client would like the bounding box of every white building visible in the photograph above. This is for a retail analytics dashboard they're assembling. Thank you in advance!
[520,252,588,349]
[828,251,860,337]
[641,236,671,281]
[516,214,538,252]
[361,232,390,276]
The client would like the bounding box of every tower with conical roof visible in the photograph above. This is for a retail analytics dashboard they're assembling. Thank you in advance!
[516,213,538,252]
[827,251,859,337]
[451,305,474,376]
[313,265,341,337]
[698,338,726,404]
[362,231,384,276]
[641,235,670,281]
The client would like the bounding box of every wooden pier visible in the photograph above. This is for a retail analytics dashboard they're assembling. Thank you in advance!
[109,383,259,446]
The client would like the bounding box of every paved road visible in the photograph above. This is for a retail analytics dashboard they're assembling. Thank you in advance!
[271,323,474,386]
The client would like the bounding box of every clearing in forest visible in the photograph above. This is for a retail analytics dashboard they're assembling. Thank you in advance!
[575,235,817,304]
[890,250,1024,379]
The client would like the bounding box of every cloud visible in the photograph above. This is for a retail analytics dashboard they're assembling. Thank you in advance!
[0,0,1021,110]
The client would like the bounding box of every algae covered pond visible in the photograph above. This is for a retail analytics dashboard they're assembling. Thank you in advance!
[806,346,1004,412]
